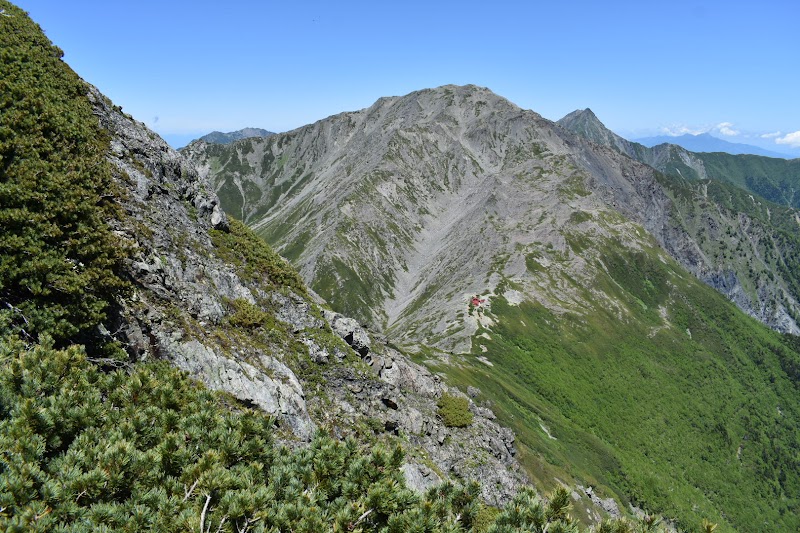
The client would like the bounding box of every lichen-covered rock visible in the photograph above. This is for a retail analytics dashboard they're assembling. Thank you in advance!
[323,309,371,356]
[401,462,442,494]
[91,82,530,508]
[165,338,315,440]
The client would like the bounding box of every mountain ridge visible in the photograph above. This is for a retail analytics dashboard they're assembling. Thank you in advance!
[186,86,800,340]
[559,109,800,208]
[198,127,275,145]
[185,84,800,529]
[635,132,790,158]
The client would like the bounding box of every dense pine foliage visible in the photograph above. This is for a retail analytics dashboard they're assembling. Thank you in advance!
[0,339,485,531]
[1,338,639,532]
[0,0,128,347]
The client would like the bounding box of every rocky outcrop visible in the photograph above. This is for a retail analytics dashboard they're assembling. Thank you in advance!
[185,84,800,348]
[90,84,530,506]
[88,87,319,439]
[323,310,371,357]
[272,293,528,504]
[166,337,315,439]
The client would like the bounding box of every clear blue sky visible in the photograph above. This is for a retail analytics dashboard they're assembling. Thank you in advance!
[15,1,800,154]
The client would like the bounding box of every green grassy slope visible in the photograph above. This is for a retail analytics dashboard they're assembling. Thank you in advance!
[426,239,800,531]
[694,153,800,209]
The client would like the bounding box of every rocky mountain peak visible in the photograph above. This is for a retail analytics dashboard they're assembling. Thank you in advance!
[557,108,634,154]
[560,107,598,122]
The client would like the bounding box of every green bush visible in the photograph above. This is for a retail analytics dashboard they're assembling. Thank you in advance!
[211,218,307,297]
[225,298,270,330]
[437,392,474,428]
[0,1,128,346]
[0,337,473,532]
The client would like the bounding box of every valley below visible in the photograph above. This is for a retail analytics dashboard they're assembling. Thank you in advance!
[185,84,800,531]
[3,1,800,529]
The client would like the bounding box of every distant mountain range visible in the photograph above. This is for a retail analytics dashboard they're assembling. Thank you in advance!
[198,127,274,144]
[635,132,789,158]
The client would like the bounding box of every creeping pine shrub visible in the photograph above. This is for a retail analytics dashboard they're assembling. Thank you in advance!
[0,337,477,532]
[210,218,307,297]
[0,1,128,348]
[437,392,474,428]
[225,298,270,329]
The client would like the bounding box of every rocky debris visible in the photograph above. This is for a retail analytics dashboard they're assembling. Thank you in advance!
[91,84,530,507]
[306,312,526,502]
[474,406,496,420]
[323,309,371,356]
[574,485,622,521]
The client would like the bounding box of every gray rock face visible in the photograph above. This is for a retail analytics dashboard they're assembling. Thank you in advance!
[323,310,371,356]
[166,338,315,440]
[89,87,317,438]
[574,485,622,522]
[401,462,442,494]
[186,85,800,346]
[91,85,530,507]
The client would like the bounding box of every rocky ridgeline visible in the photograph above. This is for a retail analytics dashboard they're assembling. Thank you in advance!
[185,85,799,346]
[558,109,800,335]
[90,86,529,506]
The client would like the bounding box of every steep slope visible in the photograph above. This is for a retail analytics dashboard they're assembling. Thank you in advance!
[0,4,537,529]
[558,109,800,333]
[185,85,800,530]
[559,109,800,209]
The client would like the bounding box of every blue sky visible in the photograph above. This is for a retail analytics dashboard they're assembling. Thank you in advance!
[16,1,800,154]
